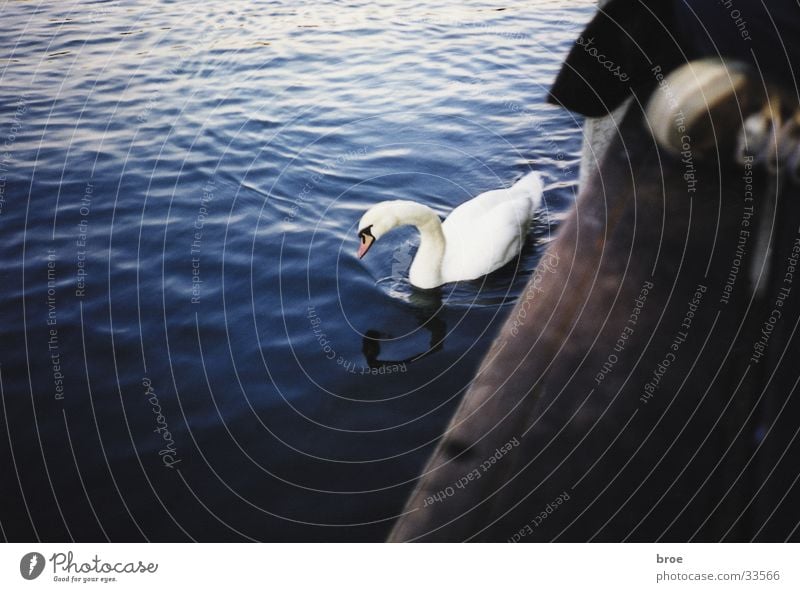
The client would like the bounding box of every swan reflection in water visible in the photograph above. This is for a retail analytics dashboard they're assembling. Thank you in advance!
[361,288,447,370]
[361,245,539,370]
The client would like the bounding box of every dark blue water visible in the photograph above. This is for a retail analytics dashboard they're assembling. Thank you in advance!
[0,0,589,541]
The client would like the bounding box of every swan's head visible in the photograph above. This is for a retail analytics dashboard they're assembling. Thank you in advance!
[355,201,405,259]
[357,200,439,259]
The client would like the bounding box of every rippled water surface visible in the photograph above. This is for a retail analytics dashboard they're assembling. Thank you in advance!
[1,0,591,540]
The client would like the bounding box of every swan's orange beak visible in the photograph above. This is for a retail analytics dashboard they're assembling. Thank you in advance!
[357,233,375,259]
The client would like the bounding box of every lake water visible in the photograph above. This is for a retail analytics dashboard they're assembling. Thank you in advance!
[0,0,590,541]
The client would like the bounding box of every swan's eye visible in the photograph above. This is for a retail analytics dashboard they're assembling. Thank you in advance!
[358,225,374,244]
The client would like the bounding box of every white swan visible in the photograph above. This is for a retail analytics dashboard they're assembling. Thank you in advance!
[356,172,544,289]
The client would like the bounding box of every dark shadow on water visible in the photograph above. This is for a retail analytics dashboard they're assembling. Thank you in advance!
[362,288,447,369]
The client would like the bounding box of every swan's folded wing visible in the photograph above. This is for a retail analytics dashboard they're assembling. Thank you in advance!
[441,197,532,282]
[443,187,512,228]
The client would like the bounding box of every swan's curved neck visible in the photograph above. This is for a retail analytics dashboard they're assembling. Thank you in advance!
[411,212,445,289]
[386,202,445,288]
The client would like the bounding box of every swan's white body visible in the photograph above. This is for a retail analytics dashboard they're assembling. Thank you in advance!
[357,172,544,289]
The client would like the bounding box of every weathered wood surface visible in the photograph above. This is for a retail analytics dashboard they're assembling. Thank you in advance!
[389,103,800,542]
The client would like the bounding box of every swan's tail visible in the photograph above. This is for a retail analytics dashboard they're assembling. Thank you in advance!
[512,171,544,208]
